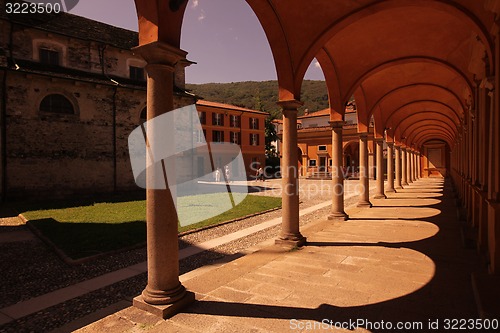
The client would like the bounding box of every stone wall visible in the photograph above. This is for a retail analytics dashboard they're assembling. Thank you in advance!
[0,15,195,199]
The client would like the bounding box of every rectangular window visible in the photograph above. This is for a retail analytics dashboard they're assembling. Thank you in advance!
[250,133,260,146]
[249,117,259,130]
[198,111,206,125]
[212,113,224,126]
[230,115,240,127]
[230,131,240,144]
[130,66,145,81]
[213,130,224,143]
[309,159,317,167]
[39,49,59,66]
[195,129,205,143]
[318,145,327,151]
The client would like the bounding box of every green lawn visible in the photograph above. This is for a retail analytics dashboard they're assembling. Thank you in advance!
[20,194,281,260]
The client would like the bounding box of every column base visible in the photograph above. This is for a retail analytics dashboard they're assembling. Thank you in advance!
[133,291,196,319]
[373,194,387,199]
[357,201,373,208]
[401,182,409,187]
[275,235,307,248]
[395,186,403,190]
[328,212,349,221]
[385,188,396,193]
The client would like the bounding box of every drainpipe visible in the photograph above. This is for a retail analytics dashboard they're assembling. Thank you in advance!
[112,85,117,192]
[99,43,119,192]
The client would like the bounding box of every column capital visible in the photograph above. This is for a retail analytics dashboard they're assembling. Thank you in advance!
[386,141,395,147]
[374,137,384,143]
[133,41,188,67]
[277,99,303,111]
[358,132,369,139]
[329,120,345,129]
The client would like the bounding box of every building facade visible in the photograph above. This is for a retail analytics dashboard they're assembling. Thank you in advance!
[0,5,266,199]
[275,106,376,179]
[195,100,266,179]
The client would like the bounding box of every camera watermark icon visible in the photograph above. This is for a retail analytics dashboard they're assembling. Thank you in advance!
[24,0,79,12]
[128,104,248,227]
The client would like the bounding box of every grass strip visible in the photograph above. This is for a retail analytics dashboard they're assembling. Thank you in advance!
[20,194,281,260]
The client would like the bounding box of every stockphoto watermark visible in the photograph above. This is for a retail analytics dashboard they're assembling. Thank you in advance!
[128,105,367,226]
[128,104,248,227]
[5,1,79,15]
[289,318,499,331]
[248,162,367,198]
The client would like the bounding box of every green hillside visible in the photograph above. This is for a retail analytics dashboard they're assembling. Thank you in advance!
[186,80,329,117]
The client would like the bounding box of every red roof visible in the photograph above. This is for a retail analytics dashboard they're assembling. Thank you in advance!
[298,108,329,119]
[196,100,268,115]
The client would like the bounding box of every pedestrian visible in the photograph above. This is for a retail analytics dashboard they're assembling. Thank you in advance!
[215,168,221,182]
[224,165,231,182]
[256,167,265,181]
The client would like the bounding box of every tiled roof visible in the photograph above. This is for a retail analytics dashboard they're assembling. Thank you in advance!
[299,105,357,119]
[299,108,329,119]
[196,100,268,115]
[2,1,138,50]
[297,125,331,133]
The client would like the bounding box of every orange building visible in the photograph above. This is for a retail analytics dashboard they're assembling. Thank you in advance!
[275,106,376,179]
[195,100,267,178]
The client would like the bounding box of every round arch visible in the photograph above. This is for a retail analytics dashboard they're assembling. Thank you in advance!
[403,123,456,147]
[294,0,493,94]
[368,84,465,121]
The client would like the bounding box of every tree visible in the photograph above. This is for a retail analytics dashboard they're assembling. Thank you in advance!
[265,115,279,159]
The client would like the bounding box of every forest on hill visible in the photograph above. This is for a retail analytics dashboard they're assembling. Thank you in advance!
[186,80,329,118]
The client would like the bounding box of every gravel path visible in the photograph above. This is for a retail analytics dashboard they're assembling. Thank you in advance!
[0,179,371,333]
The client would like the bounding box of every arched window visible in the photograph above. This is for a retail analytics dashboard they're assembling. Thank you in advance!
[40,94,74,114]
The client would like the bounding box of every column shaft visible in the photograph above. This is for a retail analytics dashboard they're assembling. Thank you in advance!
[374,139,386,199]
[276,101,306,247]
[395,145,402,189]
[386,143,395,193]
[406,148,413,184]
[357,133,372,207]
[402,148,408,186]
[132,42,195,318]
[329,121,348,220]
[417,152,421,179]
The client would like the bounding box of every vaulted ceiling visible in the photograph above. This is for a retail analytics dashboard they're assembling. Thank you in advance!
[133,0,500,150]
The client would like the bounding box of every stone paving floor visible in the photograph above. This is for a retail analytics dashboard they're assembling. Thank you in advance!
[76,178,492,332]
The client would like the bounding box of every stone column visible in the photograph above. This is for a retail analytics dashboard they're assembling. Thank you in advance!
[395,145,402,189]
[406,148,413,184]
[276,100,306,247]
[357,133,372,207]
[328,121,348,220]
[478,85,491,254]
[386,142,395,193]
[417,152,421,179]
[487,27,500,274]
[132,42,195,318]
[374,138,386,199]
[413,151,419,181]
[402,147,409,186]
[410,150,415,182]
[413,151,418,181]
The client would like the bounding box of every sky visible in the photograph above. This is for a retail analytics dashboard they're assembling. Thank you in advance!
[70,0,324,84]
